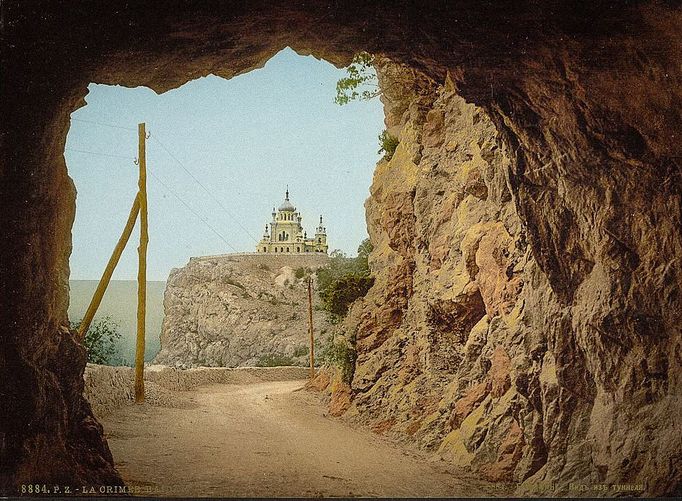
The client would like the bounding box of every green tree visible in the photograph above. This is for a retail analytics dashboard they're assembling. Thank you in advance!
[334,53,400,161]
[356,238,373,270]
[72,316,126,366]
[334,52,380,105]
[317,239,374,317]
[320,274,374,317]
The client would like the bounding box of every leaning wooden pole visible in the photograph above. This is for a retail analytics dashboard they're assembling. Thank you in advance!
[78,195,140,338]
[308,277,315,379]
[135,123,148,403]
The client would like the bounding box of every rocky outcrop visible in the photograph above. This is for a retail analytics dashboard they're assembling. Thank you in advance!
[3,1,680,496]
[154,254,332,368]
[334,59,682,497]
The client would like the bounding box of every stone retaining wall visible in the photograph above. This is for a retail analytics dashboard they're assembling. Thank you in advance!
[188,252,330,271]
[84,364,310,418]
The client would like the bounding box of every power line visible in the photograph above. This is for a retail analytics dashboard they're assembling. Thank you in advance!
[71,117,137,131]
[65,147,135,161]
[69,117,259,245]
[148,167,239,253]
[64,145,239,252]
[149,133,260,243]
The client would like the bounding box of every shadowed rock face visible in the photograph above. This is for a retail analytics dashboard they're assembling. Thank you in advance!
[347,59,681,495]
[1,0,680,495]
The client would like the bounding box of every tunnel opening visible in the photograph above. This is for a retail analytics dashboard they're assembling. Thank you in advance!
[65,47,384,368]
[2,2,681,497]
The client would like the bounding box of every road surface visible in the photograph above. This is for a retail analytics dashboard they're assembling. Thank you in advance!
[101,379,500,497]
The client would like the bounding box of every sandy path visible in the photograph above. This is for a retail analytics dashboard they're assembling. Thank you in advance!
[101,380,499,498]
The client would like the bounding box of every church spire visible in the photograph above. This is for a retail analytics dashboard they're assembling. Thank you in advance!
[285,185,289,200]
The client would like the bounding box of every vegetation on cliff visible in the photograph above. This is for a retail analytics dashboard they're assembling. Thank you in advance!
[334,52,379,105]
[315,239,373,383]
[317,239,374,318]
[335,52,399,162]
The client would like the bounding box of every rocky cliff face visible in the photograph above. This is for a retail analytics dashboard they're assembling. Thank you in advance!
[328,60,681,496]
[154,254,332,368]
[3,1,681,496]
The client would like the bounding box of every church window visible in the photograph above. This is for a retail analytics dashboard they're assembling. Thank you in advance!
[287,247,290,252]
[296,247,300,252]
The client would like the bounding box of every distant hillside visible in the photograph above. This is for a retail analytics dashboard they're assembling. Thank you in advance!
[69,280,165,365]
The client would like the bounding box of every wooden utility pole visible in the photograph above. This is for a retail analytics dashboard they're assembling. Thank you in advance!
[135,123,149,403]
[307,276,315,379]
[78,195,140,338]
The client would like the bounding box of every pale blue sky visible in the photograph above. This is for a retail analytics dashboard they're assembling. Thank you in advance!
[67,48,384,281]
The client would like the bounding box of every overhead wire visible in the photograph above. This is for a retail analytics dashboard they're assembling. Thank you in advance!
[64,148,136,161]
[149,133,260,243]
[70,113,259,245]
[64,144,240,253]
[70,117,137,131]
[147,168,240,253]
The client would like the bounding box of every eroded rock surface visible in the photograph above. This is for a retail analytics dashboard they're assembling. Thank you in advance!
[334,60,682,497]
[154,254,332,368]
[2,1,681,496]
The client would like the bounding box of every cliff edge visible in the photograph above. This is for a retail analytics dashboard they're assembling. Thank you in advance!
[154,254,332,368]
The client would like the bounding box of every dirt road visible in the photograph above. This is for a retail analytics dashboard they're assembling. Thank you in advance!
[101,379,500,497]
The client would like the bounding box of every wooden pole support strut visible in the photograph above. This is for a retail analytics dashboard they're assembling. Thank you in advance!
[78,195,140,338]
[135,122,149,403]
[308,276,315,379]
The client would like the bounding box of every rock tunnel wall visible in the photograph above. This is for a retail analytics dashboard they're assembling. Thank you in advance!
[340,58,681,495]
[1,0,680,496]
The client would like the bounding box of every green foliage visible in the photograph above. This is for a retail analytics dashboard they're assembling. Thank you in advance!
[320,336,357,384]
[294,267,306,279]
[72,316,125,366]
[335,52,405,161]
[334,52,379,105]
[293,345,309,357]
[321,274,375,317]
[378,130,399,161]
[357,238,373,263]
[316,239,374,317]
[256,353,296,367]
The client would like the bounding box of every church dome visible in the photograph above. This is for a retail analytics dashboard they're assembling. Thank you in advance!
[278,189,296,211]
[278,199,296,211]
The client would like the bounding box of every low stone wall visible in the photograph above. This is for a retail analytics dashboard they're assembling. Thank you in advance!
[84,364,309,418]
[188,252,330,271]
[83,365,135,419]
